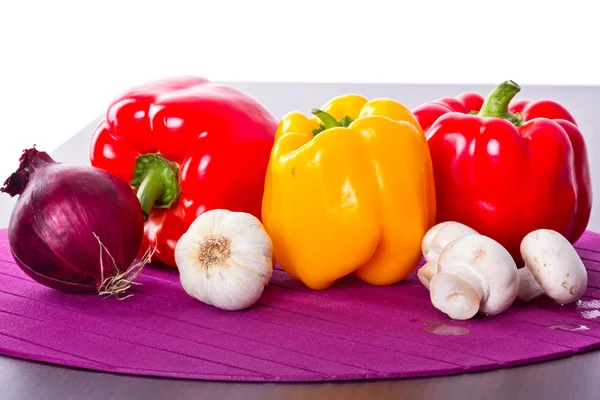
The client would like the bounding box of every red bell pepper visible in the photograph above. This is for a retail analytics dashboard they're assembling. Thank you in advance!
[412,92,485,134]
[89,77,278,267]
[415,80,592,260]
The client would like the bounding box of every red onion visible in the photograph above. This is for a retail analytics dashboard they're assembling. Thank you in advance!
[1,147,150,298]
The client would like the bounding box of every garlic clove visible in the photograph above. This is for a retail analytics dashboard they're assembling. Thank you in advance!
[206,260,267,311]
[174,209,274,311]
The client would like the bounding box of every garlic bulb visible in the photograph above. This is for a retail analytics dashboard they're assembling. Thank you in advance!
[174,209,273,311]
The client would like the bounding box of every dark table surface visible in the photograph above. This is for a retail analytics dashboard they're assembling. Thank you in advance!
[2,82,600,399]
[2,350,600,400]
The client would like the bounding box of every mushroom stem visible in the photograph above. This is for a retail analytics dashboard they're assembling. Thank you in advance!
[417,260,437,290]
[516,267,544,302]
[430,268,487,320]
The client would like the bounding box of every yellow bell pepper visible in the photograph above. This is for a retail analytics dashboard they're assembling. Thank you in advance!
[262,94,436,290]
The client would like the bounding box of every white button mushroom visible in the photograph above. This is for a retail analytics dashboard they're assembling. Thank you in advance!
[518,229,588,304]
[429,234,519,320]
[418,221,479,289]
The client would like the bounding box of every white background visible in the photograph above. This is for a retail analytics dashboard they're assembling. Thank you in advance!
[0,0,598,180]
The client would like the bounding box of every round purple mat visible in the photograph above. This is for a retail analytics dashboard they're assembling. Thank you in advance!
[1,228,600,382]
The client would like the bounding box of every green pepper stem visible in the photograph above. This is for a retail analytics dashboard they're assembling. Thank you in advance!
[130,154,181,220]
[136,168,165,219]
[311,109,340,129]
[477,80,521,119]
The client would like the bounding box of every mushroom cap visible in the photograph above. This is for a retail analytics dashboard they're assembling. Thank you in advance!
[520,229,588,304]
[422,221,479,263]
[435,234,519,316]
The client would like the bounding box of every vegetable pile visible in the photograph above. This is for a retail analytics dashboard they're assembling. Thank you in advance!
[2,76,594,319]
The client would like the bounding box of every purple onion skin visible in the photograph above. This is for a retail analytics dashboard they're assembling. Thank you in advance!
[2,148,145,293]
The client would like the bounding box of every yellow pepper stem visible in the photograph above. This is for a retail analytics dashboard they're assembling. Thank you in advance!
[311,109,340,129]
[310,109,354,136]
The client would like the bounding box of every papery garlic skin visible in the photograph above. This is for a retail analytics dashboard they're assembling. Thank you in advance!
[175,209,273,311]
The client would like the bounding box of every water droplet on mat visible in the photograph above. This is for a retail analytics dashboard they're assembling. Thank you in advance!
[409,319,470,336]
[576,300,600,309]
[581,310,600,320]
[549,324,589,331]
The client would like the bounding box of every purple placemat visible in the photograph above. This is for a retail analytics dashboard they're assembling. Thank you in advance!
[1,228,600,382]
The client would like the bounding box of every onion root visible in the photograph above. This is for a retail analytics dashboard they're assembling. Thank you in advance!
[94,233,155,300]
